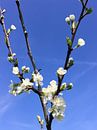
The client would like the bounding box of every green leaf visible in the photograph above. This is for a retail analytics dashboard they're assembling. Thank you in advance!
[60,83,67,91]
[66,83,73,90]
[66,37,72,47]
[86,8,93,14]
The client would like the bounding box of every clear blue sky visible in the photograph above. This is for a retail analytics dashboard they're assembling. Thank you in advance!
[0,0,97,130]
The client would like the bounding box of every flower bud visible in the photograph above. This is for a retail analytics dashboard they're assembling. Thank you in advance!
[60,83,67,91]
[57,67,67,76]
[67,57,74,68]
[77,38,85,47]
[10,25,16,30]
[66,83,73,90]
[65,17,70,24]
[12,67,19,75]
[37,115,41,122]
[69,14,75,21]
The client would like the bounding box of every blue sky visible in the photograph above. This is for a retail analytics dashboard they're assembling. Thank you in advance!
[0,0,97,130]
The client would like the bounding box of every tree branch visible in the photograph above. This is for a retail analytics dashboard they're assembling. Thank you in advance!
[49,0,89,126]
[16,0,37,72]
[15,1,49,127]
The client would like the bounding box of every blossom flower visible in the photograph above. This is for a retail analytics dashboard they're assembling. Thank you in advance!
[21,78,33,88]
[69,14,75,21]
[65,17,70,23]
[42,80,58,103]
[32,72,43,86]
[50,80,57,87]
[8,53,16,62]
[57,67,67,76]
[9,79,33,96]
[42,80,57,95]
[77,38,85,47]
[48,96,66,120]
[21,66,30,73]
[10,24,16,30]
[12,67,19,75]
[9,80,22,96]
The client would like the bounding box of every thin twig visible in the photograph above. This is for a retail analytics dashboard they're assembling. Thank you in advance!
[16,0,37,72]
[0,18,13,55]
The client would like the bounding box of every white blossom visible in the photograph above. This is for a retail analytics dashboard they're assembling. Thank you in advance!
[21,66,30,73]
[57,67,67,76]
[48,96,66,120]
[77,38,85,47]
[21,78,33,88]
[12,67,19,75]
[9,79,33,96]
[65,17,70,23]
[69,14,75,21]
[11,24,16,30]
[32,72,43,86]
[8,53,16,62]
[42,80,58,103]
[50,80,57,87]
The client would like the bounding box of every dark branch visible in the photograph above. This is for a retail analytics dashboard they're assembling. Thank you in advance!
[15,1,49,128]
[16,0,37,72]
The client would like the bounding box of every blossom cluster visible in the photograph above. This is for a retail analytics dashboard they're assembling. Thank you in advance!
[9,78,33,96]
[48,96,66,120]
[9,52,73,121]
[10,63,43,96]
[41,67,71,120]
[8,47,72,121]
[65,14,85,48]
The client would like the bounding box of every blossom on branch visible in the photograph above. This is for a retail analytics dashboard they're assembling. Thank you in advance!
[32,72,43,86]
[48,96,66,120]
[21,78,33,88]
[77,38,85,47]
[69,14,75,21]
[21,66,30,73]
[12,66,19,75]
[8,53,16,63]
[9,78,33,96]
[10,24,16,30]
[57,67,67,76]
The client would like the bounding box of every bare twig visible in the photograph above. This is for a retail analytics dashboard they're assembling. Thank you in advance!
[16,0,37,72]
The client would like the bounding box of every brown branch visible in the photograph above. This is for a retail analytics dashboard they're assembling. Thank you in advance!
[0,18,13,55]
[39,96,49,124]
[55,0,89,96]
[27,86,41,96]
[15,1,49,127]
[16,0,37,72]
[49,0,89,126]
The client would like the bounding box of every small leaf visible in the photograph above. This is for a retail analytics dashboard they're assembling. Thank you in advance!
[66,83,73,90]
[66,37,72,47]
[86,8,93,14]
